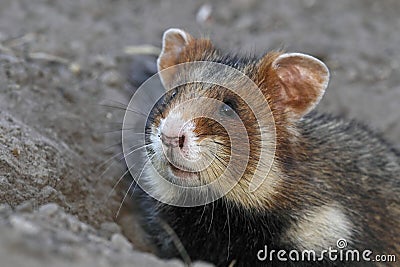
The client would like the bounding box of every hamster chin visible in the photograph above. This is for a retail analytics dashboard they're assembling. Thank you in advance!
[144,149,202,189]
[168,162,199,180]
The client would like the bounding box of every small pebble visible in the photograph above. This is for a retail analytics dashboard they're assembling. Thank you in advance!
[38,203,59,216]
[101,70,122,87]
[111,233,132,251]
[11,147,20,157]
[9,215,40,235]
[196,4,212,25]
[100,222,121,235]
[56,229,81,243]
[16,201,36,212]
[40,185,57,198]
[69,63,81,74]
[66,216,83,233]
[88,233,108,244]
[93,55,116,68]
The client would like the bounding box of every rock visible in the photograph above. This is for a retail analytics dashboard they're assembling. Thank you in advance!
[100,221,121,238]
[16,201,36,213]
[38,203,60,216]
[111,233,132,250]
[9,215,40,235]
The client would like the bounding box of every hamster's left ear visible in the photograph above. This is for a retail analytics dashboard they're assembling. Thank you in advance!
[157,28,193,88]
[259,53,330,120]
[157,28,194,71]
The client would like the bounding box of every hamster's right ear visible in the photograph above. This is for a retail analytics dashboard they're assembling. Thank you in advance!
[157,28,193,88]
[258,52,329,121]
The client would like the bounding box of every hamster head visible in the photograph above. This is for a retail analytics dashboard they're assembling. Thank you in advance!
[143,28,329,209]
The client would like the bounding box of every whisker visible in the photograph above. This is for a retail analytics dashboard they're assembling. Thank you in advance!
[96,143,149,177]
[100,127,144,134]
[115,179,135,219]
[121,143,151,161]
[100,120,141,125]
[102,136,145,151]
[115,153,155,218]
[225,200,231,261]
[158,218,192,266]
[100,98,129,108]
[211,140,231,149]
[106,158,143,202]
[99,103,148,117]
[208,201,215,233]
[94,120,142,128]
[199,194,208,223]
[103,98,154,118]
[120,127,146,132]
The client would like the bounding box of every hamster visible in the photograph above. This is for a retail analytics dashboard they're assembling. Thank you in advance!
[128,28,400,266]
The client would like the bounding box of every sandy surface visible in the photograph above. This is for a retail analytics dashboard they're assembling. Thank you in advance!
[0,0,399,266]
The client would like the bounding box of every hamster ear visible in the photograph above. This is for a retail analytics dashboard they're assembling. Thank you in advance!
[157,28,193,88]
[268,53,329,120]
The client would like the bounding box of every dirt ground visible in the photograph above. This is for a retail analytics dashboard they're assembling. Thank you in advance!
[0,0,399,266]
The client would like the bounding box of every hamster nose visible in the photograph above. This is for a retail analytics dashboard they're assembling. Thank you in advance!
[161,133,186,149]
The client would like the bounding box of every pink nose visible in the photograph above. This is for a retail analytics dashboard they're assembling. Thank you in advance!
[161,133,186,149]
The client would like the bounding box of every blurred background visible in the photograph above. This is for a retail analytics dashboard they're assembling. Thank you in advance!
[0,0,399,266]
